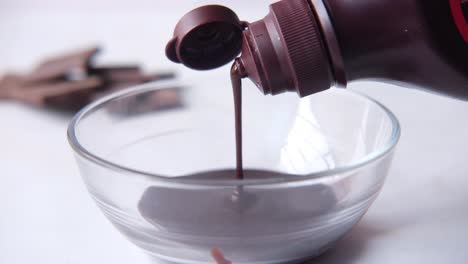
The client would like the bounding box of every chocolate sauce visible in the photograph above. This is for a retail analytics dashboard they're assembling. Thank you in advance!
[138,169,338,237]
[231,60,244,180]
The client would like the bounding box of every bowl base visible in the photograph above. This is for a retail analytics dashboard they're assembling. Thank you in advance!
[145,246,331,264]
[148,256,313,264]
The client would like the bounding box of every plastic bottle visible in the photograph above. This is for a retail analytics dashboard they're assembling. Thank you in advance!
[166,0,468,99]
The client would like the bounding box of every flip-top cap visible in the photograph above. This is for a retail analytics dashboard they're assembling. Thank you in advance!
[166,5,244,70]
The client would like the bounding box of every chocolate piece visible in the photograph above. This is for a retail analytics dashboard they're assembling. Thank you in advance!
[41,79,103,111]
[0,46,175,112]
[90,66,142,84]
[102,87,183,115]
[0,74,23,99]
[90,66,175,84]
[8,77,101,109]
[25,46,100,84]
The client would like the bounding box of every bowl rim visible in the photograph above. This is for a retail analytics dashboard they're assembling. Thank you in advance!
[67,80,400,187]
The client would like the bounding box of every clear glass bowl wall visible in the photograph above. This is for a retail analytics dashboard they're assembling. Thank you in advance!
[68,79,400,263]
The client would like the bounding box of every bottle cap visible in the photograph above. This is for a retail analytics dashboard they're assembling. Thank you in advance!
[166,5,244,70]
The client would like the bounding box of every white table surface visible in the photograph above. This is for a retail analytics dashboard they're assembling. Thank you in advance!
[1,1,468,263]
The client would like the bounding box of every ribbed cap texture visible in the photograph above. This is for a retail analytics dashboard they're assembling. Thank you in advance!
[271,0,333,96]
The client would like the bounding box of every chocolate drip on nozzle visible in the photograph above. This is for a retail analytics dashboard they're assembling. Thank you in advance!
[166,0,338,97]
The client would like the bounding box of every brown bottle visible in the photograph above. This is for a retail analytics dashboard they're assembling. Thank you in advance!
[166,0,468,99]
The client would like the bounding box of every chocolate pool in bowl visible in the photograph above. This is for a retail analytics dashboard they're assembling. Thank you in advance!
[68,80,400,263]
[138,169,338,238]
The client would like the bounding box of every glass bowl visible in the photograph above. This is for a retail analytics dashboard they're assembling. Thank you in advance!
[68,79,400,264]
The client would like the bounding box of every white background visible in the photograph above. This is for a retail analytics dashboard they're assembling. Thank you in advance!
[1,0,468,263]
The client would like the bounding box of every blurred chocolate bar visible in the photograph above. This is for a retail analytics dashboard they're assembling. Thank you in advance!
[0,45,175,112]
[28,46,100,83]
[102,87,184,116]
